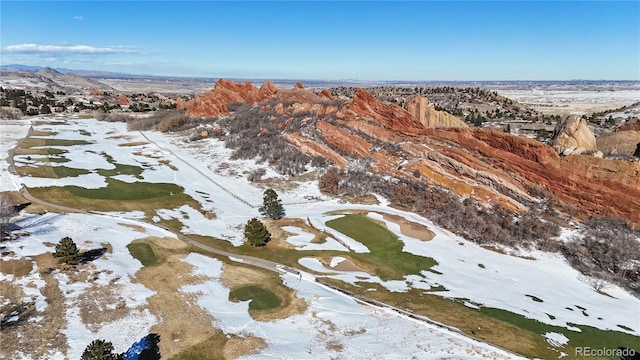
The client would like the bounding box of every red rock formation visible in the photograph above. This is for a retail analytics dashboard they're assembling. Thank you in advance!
[182,78,640,224]
[317,120,371,158]
[405,96,467,129]
[342,119,401,143]
[318,89,335,101]
[345,88,425,134]
[118,95,130,106]
[176,97,186,110]
[426,128,640,223]
[295,81,305,89]
[185,78,277,117]
[283,133,348,167]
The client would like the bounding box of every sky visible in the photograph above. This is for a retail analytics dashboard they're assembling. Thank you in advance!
[1,1,638,81]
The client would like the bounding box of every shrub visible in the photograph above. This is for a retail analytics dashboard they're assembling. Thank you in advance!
[247,168,266,181]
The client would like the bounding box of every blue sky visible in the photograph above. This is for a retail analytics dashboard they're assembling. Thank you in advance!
[1,1,638,80]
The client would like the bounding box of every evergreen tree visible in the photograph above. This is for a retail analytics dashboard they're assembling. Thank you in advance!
[244,218,271,247]
[81,339,124,360]
[53,236,81,265]
[259,188,284,220]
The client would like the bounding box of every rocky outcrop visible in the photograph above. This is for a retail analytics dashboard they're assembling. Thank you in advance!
[429,128,640,223]
[342,119,401,143]
[548,115,597,154]
[345,88,425,134]
[405,96,467,129]
[317,120,371,158]
[184,79,327,117]
[184,78,640,224]
[118,95,130,106]
[597,131,640,157]
[618,118,640,131]
[283,133,348,167]
[318,89,335,101]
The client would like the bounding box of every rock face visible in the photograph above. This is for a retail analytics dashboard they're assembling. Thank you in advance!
[184,79,323,117]
[317,120,371,158]
[344,88,426,134]
[183,79,640,224]
[118,95,130,106]
[548,115,597,154]
[597,131,640,157]
[405,96,467,129]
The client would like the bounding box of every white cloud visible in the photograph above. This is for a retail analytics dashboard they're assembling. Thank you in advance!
[2,43,137,55]
[73,16,84,20]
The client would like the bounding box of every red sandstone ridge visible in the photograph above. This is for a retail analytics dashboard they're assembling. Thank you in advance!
[405,96,467,129]
[283,133,348,167]
[118,95,130,106]
[317,120,371,158]
[179,78,639,224]
[424,128,640,223]
[318,89,334,101]
[185,79,324,117]
[185,78,277,117]
[345,88,425,134]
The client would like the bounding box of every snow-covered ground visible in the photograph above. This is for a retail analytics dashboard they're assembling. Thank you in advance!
[0,212,171,359]
[182,252,521,359]
[2,116,639,359]
[486,82,640,116]
[0,118,31,191]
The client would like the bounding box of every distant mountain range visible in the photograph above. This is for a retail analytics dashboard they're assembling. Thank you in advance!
[0,65,115,93]
[0,64,138,78]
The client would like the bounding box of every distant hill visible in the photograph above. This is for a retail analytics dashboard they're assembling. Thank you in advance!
[0,66,114,93]
[0,64,135,78]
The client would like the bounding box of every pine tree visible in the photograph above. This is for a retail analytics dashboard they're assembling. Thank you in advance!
[53,236,81,265]
[244,218,271,247]
[259,188,284,220]
[81,339,124,360]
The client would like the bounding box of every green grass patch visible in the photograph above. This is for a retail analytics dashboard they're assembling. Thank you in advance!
[34,120,66,125]
[48,156,70,163]
[16,165,89,178]
[20,137,92,148]
[127,242,160,266]
[96,164,144,178]
[526,294,544,303]
[15,147,68,156]
[229,285,281,311]
[28,182,201,216]
[320,277,639,360]
[481,307,640,359]
[326,214,437,280]
[62,178,181,200]
[423,285,447,292]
